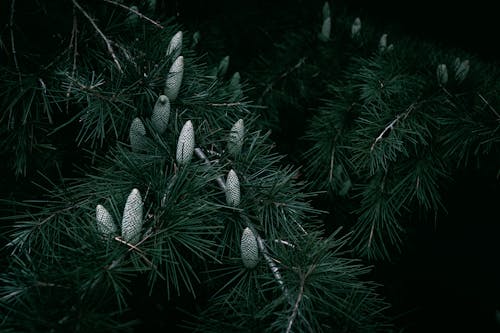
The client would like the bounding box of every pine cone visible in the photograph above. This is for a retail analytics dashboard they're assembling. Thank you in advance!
[96,204,117,238]
[225,169,240,207]
[320,17,331,41]
[436,64,448,86]
[240,227,259,269]
[351,17,361,38]
[129,117,146,152]
[121,188,144,244]
[151,95,170,134]
[176,120,195,165]
[379,34,388,52]
[227,119,244,156]
[217,56,230,78]
[165,56,184,101]
[322,2,330,20]
[166,31,183,59]
[455,59,470,83]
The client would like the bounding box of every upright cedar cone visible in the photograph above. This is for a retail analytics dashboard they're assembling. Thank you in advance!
[379,33,388,52]
[129,117,146,152]
[225,169,240,207]
[351,17,362,38]
[240,227,259,269]
[217,56,230,78]
[165,56,184,101]
[227,119,244,156]
[121,188,144,244]
[176,120,195,165]
[151,95,170,134]
[166,30,183,59]
[320,17,331,41]
[96,204,117,238]
[455,59,470,83]
[436,64,448,86]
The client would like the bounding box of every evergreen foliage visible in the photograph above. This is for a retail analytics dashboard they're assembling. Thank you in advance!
[0,1,389,331]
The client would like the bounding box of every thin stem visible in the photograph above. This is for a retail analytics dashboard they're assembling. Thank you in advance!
[477,93,500,120]
[103,0,164,29]
[9,0,22,87]
[72,0,122,72]
[66,7,78,100]
[194,147,226,190]
[286,267,312,333]
[370,102,417,151]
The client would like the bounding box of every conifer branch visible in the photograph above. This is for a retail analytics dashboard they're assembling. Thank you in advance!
[370,102,417,151]
[194,146,290,299]
[9,0,22,87]
[72,0,122,72]
[103,0,164,29]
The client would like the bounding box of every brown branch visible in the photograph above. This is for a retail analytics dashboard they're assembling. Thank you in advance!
[72,0,122,72]
[9,0,22,86]
[103,0,164,29]
[286,267,313,333]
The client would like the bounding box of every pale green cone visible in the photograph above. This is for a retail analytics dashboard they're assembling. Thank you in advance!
[129,117,146,152]
[351,17,361,38]
[121,188,143,244]
[322,2,330,20]
[217,56,230,78]
[436,64,448,86]
[319,17,331,41]
[227,119,244,156]
[96,204,117,238]
[455,59,470,83]
[225,169,240,207]
[229,72,243,101]
[191,31,201,48]
[379,34,388,52]
[240,227,259,269]
[164,56,184,101]
[151,95,170,134]
[176,120,195,165]
[166,31,183,60]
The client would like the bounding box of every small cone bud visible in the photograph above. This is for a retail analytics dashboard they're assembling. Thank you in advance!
[151,95,170,134]
[240,227,259,269]
[322,2,330,20]
[129,117,146,152]
[229,72,243,101]
[191,31,201,48]
[351,17,362,38]
[121,188,143,244]
[225,169,240,207]
[176,120,195,165]
[227,119,244,156]
[166,31,183,59]
[96,204,117,238]
[320,17,331,41]
[164,56,184,101]
[379,34,388,52]
[455,59,470,83]
[436,64,448,86]
[217,56,230,78]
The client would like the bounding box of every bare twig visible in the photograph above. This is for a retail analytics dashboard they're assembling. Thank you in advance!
[72,0,122,72]
[477,93,500,120]
[259,57,307,102]
[208,102,245,107]
[370,102,417,151]
[103,0,164,29]
[9,0,22,86]
[286,266,314,333]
